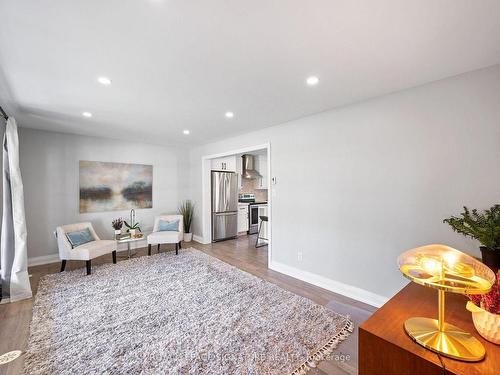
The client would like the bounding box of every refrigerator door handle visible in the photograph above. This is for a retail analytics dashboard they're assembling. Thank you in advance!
[224,174,229,212]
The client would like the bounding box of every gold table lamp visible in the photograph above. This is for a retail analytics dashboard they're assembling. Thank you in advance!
[398,244,495,361]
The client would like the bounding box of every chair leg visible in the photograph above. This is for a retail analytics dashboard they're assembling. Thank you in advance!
[148,244,152,256]
[157,244,161,253]
[112,250,117,264]
[255,221,267,248]
[60,260,66,272]
[175,242,179,255]
[86,260,92,275]
[179,241,182,249]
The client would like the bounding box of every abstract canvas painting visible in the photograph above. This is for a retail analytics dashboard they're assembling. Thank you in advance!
[79,161,153,213]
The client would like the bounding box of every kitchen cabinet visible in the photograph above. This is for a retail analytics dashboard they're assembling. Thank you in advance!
[256,154,268,189]
[237,203,249,233]
[235,155,243,189]
[211,156,236,172]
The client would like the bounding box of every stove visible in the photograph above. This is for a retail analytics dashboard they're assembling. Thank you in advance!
[238,193,255,203]
[239,194,268,234]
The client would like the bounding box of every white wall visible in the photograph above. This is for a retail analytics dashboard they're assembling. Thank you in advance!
[19,128,186,260]
[188,65,500,303]
[0,122,4,226]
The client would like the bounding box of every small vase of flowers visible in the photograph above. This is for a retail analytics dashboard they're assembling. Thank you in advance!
[112,218,123,239]
[466,272,500,344]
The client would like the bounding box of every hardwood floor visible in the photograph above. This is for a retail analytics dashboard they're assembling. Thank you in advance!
[0,235,376,375]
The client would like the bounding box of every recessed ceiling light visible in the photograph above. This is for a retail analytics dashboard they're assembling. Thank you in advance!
[183,129,190,135]
[306,76,319,86]
[82,112,93,118]
[225,112,234,118]
[97,76,111,86]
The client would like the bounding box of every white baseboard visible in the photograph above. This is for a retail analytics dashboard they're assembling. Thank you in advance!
[28,254,60,267]
[28,239,149,267]
[193,235,210,244]
[28,244,388,307]
[269,260,389,308]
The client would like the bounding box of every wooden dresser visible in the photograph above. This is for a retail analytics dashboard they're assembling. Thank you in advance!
[359,283,499,375]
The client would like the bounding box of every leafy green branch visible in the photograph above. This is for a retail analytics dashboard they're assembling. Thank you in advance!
[443,205,500,250]
[124,220,141,232]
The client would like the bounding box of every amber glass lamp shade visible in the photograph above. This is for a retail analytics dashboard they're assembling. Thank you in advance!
[398,244,496,361]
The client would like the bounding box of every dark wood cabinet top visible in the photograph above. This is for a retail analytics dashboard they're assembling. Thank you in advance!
[359,283,499,375]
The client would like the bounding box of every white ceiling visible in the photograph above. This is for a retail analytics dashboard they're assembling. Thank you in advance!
[1,0,500,145]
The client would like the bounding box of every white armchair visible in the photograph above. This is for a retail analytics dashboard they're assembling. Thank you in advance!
[55,222,117,275]
[147,215,184,256]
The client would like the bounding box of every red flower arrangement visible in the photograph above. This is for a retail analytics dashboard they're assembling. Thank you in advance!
[468,272,500,314]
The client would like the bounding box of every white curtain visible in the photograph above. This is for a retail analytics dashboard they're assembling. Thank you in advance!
[0,117,31,303]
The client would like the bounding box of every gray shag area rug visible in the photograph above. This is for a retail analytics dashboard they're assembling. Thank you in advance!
[24,248,352,374]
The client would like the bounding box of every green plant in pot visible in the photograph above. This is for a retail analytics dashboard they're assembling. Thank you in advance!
[178,200,195,242]
[444,205,500,272]
[124,209,141,236]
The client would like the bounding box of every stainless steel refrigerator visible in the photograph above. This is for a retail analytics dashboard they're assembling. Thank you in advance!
[211,171,238,242]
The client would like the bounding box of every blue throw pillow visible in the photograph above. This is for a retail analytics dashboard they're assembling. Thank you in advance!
[159,219,179,232]
[66,228,95,248]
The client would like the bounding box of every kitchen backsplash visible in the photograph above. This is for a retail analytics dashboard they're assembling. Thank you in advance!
[240,178,268,201]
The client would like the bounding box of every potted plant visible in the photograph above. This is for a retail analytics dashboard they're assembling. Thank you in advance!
[466,272,499,344]
[112,218,123,239]
[124,209,141,236]
[444,205,500,272]
[178,200,195,242]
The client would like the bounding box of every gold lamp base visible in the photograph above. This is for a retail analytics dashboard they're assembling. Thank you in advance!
[404,317,485,362]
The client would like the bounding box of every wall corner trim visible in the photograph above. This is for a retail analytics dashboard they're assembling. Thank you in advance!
[269,260,389,308]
